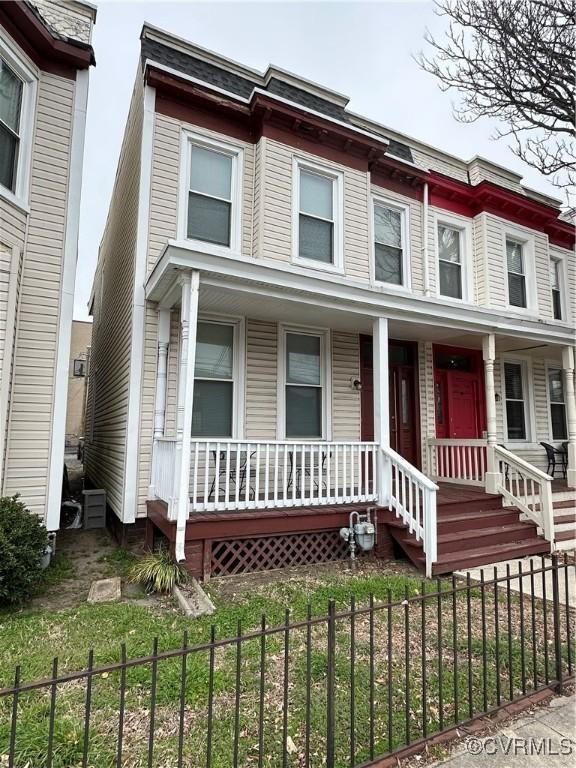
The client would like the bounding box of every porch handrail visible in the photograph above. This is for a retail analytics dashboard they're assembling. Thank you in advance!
[151,437,178,508]
[427,438,488,486]
[188,440,379,512]
[382,445,438,578]
[494,445,555,549]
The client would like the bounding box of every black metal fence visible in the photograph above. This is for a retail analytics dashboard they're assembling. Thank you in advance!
[1,555,574,768]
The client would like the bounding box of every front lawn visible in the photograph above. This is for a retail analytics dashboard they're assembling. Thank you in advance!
[0,559,572,768]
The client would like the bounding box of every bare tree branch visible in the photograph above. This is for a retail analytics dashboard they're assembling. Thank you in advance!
[416,0,576,190]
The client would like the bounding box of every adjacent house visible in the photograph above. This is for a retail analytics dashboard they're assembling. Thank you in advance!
[85,24,575,578]
[65,318,91,447]
[0,0,95,527]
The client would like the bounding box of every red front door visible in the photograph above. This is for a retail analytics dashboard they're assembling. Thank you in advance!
[434,346,485,439]
[360,337,420,467]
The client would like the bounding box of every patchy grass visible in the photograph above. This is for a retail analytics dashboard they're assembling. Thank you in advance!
[98,547,139,579]
[34,553,75,594]
[0,561,573,768]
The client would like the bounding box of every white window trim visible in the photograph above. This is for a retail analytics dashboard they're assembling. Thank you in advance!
[502,225,537,314]
[277,323,332,441]
[291,156,344,275]
[178,129,244,256]
[0,29,37,210]
[191,313,245,440]
[370,194,411,291]
[433,211,473,304]
[501,356,535,444]
[550,255,567,322]
[545,361,568,444]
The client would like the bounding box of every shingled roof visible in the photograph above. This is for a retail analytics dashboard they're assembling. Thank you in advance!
[141,36,414,164]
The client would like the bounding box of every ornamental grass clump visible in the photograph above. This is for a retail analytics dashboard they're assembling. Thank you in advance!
[0,495,48,606]
[128,549,187,594]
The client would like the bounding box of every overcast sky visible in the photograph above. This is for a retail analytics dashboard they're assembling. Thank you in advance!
[74,0,560,321]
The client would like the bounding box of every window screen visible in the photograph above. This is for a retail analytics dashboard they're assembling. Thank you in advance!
[299,170,334,263]
[438,225,462,299]
[192,322,234,437]
[0,58,22,192]
[504,362,527,440]
[285,332,322,438]
[374,204,403,285]
[187,145,233,246]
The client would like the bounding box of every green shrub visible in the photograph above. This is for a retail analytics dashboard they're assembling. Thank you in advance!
[0,495,48,606]
[129,549,187,594]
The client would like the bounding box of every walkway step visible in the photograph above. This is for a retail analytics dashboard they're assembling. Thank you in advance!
[430,539,550,575]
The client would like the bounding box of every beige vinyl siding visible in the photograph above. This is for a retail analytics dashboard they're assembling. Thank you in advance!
[0,247,11,382]
[84,78,144,517]
[468,159,523,192]
[260,138,371,280]
[2,72,74,517]
[370,185,424,293]
[472,214,488,306]
[331,332,361,440]
[410,147,469,183]
[245,319,277,439]
[483,215,507,309]
[147,114,180,271]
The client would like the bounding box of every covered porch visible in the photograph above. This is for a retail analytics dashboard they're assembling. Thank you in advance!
[144,249,575,575]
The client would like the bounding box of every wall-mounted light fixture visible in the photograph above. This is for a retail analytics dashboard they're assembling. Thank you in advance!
[350,377,362,391]
[495,393,501,402]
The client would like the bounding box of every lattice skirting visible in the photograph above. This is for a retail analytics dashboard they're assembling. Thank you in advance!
[210,529,350,577]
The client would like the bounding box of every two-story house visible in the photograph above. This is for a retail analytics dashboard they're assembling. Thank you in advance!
[85,24,575,578]
[0,1,95,528]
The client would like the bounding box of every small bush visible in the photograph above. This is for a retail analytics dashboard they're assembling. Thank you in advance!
[0,495,48,606]
[129,549,187,594]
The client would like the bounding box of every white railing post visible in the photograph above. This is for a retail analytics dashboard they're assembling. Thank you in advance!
[174,271,199,561]
[424,486,437,578]
[540,479,555,547]
[482,334,501,494]
[562,346,576,488]
[373,317,390,505]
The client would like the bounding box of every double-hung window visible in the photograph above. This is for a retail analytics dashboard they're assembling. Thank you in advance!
[294,161,343,270]
[0,57,23,193]
[504,361,528,441]
[506,239,527,308]
[437,224,463,299]
[374,202,406,286]
[192,321,236,438]
[183,134,242,250]
[551,259,563,320]
[284,331,324,438]
[548,368,567,440]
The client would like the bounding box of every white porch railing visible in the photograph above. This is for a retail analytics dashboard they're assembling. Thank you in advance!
[427,439,488,486]
[151,438,177,504]
[494,445,555,549]
[186,440,379,512]
[382,445,439,578]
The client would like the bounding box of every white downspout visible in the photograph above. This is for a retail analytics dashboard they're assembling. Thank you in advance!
[422,181,432,297]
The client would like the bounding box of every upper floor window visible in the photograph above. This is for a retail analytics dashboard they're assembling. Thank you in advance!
[0,39,36,205]
[506,239,527,308]
[293,159,343,271]
[437,224,463,299]
[548,368,567,440]
[551,259,563,320]
[182,132,243,251]
[0,58,23,193]
[374,200,409,287]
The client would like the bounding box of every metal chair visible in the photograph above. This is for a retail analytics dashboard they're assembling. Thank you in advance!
[287,448,329,496]
[540,442,567,479]
[208,449,255,502]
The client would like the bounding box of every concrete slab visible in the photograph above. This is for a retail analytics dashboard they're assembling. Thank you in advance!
[455,557,576,608]
[87,577,121,603]
[431,695,576,767]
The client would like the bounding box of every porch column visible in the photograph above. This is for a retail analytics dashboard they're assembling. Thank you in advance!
[562,346,576,488]
[482,334,501,494]
[373,317,390,504]
[173,271,200,561]
[148,309,171,498]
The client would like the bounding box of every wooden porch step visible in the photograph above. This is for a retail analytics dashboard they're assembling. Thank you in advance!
[425,539,550,575]
[394,521,539,556]
[437,495,503,514]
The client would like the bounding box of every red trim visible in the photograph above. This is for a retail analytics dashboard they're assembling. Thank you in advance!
[147,64,574,249]
[0,2,94,77]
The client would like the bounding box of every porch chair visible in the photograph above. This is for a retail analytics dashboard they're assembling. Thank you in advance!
[286,448,329,497]
[208,449,256,503]
[540,442,567,479]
